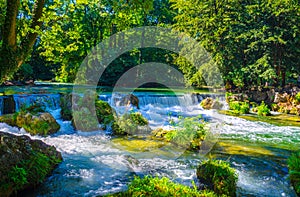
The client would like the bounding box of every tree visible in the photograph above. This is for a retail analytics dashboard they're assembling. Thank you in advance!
[0,0,45,82]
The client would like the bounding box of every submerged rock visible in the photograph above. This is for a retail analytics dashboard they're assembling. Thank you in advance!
[0,131,62,196]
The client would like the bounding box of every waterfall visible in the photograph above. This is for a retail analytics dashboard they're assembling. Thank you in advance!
[13,94,61,112]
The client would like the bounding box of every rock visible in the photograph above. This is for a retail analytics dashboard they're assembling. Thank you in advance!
[114,112,150,135]
[200,97,214,109]
[0,112,60,136]
[0,131,62,196]
[274,92,290,103]
[211,100,223,110]
[119,94,140,109]
[60,93,73,121]
[247,90,267,103]
[3,96,16,114]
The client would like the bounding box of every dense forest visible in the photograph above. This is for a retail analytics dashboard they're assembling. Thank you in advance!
[0,0,299,89]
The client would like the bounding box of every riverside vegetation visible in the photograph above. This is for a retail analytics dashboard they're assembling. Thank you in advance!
[107,159,237,197]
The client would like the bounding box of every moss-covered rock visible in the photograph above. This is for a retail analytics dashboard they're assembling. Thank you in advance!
[113,112,150,135]
[196,159,238,197]
[0,131,62,196]
[151,116,208,151]
[201,98,223,110]
[106,176,217,197]
[59,93,73,121]
[0,111,60,136]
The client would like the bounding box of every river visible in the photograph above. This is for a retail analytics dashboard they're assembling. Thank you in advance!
[0,85,298,197]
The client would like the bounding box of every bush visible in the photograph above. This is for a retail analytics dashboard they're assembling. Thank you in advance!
[107,176,217,197]
[229,101,250,114]
[295,92,300,103]
[196,159,238,197]
[288,151,300,195]
[164,116,207,150]
[257,101,271,116]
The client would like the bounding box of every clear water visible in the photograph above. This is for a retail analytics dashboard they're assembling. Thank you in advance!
[0,89,299,197]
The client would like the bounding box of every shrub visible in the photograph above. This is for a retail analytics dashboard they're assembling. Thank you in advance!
[288,151,300,195]
[107,176,217,197]
[257,101,271,116]
[229,101,250,114]
[196,159,238,197]
[295,92,300,103]
[164,116,207,150]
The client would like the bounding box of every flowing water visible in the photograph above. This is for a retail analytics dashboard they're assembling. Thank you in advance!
[0,86,299,197]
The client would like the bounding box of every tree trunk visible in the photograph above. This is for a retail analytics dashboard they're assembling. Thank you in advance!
[0,0,45,83]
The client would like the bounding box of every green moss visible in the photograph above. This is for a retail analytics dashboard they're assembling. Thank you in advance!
[288,151,300,195]
[113,112,149,135]
[95,100,115,126]
[106,176,217,197]
[196,159,238,197]
[0,151,62,195]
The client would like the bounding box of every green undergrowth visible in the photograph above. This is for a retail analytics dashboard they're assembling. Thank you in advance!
[106,176,217,197]
[219,110,300,127]
[288,151,300,195]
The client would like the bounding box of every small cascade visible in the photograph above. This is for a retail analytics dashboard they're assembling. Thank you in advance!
[13,94,61,112]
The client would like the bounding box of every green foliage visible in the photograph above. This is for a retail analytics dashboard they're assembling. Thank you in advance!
[295,93,300,103]
[114,112,149,135]
[257,101,271,116]
[164,116,207,150]
[107,176,217,197]
[229,101,250,114]
[171,0,300,88]
[288,151,300,195]
[197,159,238,197]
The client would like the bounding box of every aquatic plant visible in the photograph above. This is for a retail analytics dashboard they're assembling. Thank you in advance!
[107,176,217,197]
[288,151,300,195]
[196,159,238,197]
[257,101,271,116]
[163,115,207,150]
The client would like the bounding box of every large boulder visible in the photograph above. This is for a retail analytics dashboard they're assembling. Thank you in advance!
[119,94,140,109]
[0,131,62,196]
[0,112,60,136]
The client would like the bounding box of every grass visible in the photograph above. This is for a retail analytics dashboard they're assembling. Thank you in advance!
[196,159,238,197]
[288,151,300,195]
[106,176,217,197]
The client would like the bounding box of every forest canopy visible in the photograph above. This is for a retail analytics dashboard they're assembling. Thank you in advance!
[0,0,299,89]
